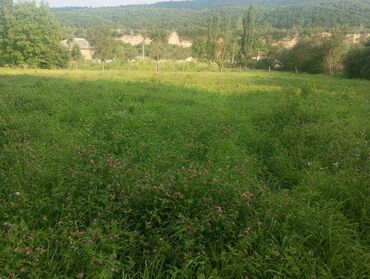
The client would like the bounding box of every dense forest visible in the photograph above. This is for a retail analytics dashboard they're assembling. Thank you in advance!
[53,0,370,38]
[152,0,366,9]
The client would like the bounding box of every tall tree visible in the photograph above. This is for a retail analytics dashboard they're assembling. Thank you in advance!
[0,0,13,11]
[240,5,257,66]
[0,1,70,68]
[87,26,125,68]
[206,15,220,63]
[218,16,233,71]
[343,40,370,80]
[205,15,234,71]
[0,0,13,63]
[148,28,168,71]
[322,28,347,74]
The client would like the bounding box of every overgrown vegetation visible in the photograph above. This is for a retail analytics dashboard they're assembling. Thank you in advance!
[1,1,369,78]
[0,69,369,278]
[343,40,370,80]
[53,0,370,37]
[0,1,69,68]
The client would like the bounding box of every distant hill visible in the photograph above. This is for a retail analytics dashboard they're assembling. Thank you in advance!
[53,0,370,38]
[152,0,320,9]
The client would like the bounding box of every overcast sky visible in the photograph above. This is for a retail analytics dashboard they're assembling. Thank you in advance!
[46,0,177,7]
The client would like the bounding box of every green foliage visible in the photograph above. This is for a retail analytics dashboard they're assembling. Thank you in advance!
[0,69,369,277]
[87,27,125,62]
[240,6,257,65]
[321,29,348,74]
[192,39,208,60]
[0,0,13,12]
[279,30,358,75]
[71,44,82,62]
[206,15,221,61]
[343,41,370,79]
[0,2,69,68]
[147,28,169,62]
[206,15,234,71]
[53,1,370,39]
[279,37,326,74]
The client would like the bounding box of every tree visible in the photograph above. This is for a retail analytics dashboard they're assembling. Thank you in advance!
[192,38,208,60]
[0,0,13,12]
[279,37,326,74]
[87,26,125,68]
[240,5,257,66]
[322,28,347,74]
[0,1,70,68]
[71,44,82,61]
[217,17,233,71]
[205,15,233,71]
[343,40,370,80]
[147,28,168,71]
[206,15,220,63]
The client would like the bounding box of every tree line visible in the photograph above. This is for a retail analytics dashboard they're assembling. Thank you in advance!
[53,0,370,39]
[0,1,369,79]
[0,1,69,68]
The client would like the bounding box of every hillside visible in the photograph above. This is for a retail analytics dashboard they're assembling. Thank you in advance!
[152,0,321,9]
[54,0,370,38]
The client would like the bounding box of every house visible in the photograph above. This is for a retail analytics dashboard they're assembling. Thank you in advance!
[61,38,94,61]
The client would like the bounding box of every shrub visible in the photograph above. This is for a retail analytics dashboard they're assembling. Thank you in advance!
[343,41,370,80]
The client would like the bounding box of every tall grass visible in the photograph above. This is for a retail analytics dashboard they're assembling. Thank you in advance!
[66,60,221,72]
[0,69,369,278]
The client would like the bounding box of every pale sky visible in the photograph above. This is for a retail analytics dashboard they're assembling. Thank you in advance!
[46,0,178,7]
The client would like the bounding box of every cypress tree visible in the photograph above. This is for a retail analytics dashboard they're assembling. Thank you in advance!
[240,5,257,64]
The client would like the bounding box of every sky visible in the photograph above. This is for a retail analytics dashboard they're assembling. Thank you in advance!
[46,0,177,7]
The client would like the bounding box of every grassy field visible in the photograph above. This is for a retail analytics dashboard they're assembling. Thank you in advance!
[0,69,369,278]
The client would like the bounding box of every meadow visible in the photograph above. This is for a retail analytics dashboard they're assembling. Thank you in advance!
[0,69,369,278]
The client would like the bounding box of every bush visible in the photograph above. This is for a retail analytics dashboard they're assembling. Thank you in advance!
[279,38,326,74]
[343,41,370,80]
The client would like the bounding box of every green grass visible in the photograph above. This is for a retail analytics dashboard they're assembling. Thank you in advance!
[0,69,369,278]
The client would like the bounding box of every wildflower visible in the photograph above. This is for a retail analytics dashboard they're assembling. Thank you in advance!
[208,211,215,219]
[108,159,117,169]
[241,192,254,198]
[35,247,46,254]
[24,247,31,256]
[3,222,13,228]
[244,226,252,236]
[213,205,223,213]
